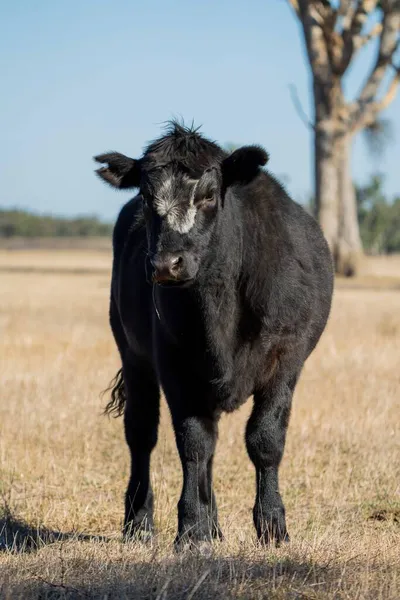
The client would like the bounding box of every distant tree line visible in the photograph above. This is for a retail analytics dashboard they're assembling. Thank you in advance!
[308,174,400,255]
[0,209,113,238]
[1,174,399,254]
[356,175,400,255]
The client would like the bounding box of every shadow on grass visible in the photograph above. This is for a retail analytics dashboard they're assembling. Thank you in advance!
[2,508,395,598]
[0,505,110,553]
[3,553,344,600]
[0,508,344,598]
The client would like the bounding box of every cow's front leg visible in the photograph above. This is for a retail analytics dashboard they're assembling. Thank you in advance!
[158,340,222,548]
[246,375,297,545]
[171,411,222,547]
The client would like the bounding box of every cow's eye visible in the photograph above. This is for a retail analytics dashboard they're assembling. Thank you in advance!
[198,196,216,211]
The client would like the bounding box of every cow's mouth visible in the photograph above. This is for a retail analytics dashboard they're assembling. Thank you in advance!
[155,278,193,289]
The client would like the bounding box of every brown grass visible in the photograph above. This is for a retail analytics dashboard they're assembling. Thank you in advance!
[0,248,110,274]
[0,237,112,252]
[0,250,399,599]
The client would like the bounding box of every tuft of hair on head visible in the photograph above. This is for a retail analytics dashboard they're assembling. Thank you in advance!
[158,118,204,142]
[142,119,225,175]
[161,118,203,138]
[94,152,141,189]
[144,119,203,158]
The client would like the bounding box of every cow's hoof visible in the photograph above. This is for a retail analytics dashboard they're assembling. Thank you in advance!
[256,508,290,547]
[258,526,290,547]
[174,537,214,557]
[260,530,290,547]
[123,522,154,544]
[195,540,214,557]
[212,524,224,541]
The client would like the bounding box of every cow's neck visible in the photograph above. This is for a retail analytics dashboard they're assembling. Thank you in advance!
[196,197,247,374]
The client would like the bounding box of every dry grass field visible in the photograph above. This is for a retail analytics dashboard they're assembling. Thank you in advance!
[0,248,399,599]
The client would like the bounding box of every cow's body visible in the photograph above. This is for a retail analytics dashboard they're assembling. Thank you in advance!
[95,122,334,546]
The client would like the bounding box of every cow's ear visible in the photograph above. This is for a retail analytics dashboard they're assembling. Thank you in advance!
[221,145,269,188]
[94,152,142,189]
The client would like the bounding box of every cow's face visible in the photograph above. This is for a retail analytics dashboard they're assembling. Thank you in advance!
[94,144,268,287]
[138,165,220,286]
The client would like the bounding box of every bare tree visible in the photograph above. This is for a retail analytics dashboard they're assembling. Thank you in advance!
[287,0,400,275]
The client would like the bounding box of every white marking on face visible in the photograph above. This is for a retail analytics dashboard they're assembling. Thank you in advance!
[169,204,197,233]
[154,176,199,234]
[153,178,174,217]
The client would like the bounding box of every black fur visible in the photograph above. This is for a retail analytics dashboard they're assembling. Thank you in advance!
[94,121,334,546]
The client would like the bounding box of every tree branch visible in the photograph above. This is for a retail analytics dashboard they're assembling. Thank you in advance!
[352,7,400,129]
[375,63,400,110]
[340,1,358,33]
[337,0,353,17]
[356,22,384,50]
[289,84,315,130]
[313,0,335,24]
[297,1,333,83]
[353,63,400,129]
[338,0,380,74]
[287,0,300,18]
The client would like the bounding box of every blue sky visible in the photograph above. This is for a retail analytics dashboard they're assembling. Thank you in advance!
[1,0,399,221]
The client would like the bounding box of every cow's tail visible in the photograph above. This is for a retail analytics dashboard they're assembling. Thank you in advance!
[102,368,126,417]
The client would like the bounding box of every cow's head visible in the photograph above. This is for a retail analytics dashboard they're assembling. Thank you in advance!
[94,143,268,287]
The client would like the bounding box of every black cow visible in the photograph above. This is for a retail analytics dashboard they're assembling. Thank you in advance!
[94,122,334,547]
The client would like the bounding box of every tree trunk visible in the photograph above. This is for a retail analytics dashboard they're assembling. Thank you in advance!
[313,73,364,276]
[314,119,363,276]
[314,119,340,260]
[336,135,363,276]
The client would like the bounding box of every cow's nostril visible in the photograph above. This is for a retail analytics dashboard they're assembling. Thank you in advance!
[170,256,183,271]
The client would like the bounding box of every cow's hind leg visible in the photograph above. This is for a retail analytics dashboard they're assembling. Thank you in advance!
[122,356,160,541]
[246,374,297,545]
